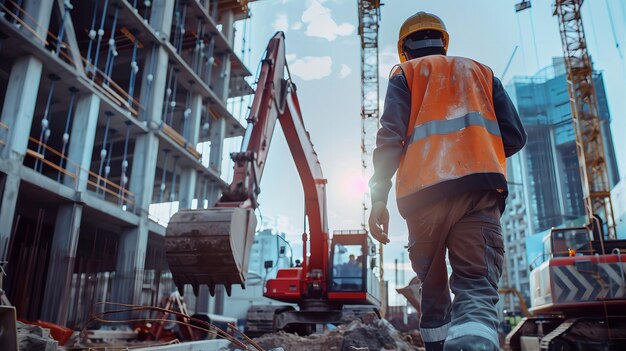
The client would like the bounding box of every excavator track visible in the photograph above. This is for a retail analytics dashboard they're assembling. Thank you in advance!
[165,207,257,296]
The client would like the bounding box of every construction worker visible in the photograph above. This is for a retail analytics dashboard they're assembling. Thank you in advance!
[368,12,526,351]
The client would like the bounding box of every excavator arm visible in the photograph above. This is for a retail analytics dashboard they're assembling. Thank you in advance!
[165,32,329,296]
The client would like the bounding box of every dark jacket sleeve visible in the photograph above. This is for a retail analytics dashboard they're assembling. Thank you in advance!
[493,76,527,157]
[369,74,411,205]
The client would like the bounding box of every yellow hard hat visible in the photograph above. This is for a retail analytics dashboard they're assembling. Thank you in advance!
[397,12,449,63]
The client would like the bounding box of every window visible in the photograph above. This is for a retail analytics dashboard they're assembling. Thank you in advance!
[331,244,364,291]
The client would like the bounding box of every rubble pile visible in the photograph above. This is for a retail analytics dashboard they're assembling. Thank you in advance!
[234,318,424,351]
[16,321,58,351]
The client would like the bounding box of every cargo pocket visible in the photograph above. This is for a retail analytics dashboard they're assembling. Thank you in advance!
[482,225,504,288]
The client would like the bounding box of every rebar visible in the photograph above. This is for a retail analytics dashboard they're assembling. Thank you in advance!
[167,69,180,126]
[182,82,193,139]
[103,5,120,83]
[127,40,139,105]
[34,74,59,172]
[58,86,79,181]
[159,149,170,203]
[102,129,115,198]
[96,111,113,194]
[91,0,110,79]
[79,301,258,350]
[55,0,73,55]
[169,155,179,202]
[118,121,131,206]
[85,0,100,68]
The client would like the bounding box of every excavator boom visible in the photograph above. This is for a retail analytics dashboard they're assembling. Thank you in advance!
[165,32,329,297]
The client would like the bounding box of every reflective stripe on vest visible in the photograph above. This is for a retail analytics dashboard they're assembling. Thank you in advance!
[407,112,501,145]
[394,56,506,199]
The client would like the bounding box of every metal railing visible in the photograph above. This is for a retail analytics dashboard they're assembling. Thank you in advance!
[25,136,136,208]
[0,121,8,147]
[161,124,202,160]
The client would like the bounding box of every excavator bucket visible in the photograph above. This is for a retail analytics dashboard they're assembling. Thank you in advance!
[165,207,257,296]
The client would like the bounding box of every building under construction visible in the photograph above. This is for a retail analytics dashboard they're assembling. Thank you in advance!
[0,0,253,329]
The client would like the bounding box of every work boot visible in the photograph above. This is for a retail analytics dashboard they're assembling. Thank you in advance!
[443,335,498,351]
[424,340,444,351]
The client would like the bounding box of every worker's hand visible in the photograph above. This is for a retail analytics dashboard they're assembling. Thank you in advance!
[369,201,390,244]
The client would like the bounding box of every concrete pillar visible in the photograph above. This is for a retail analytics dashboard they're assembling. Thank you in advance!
[0,54,46,260]
[0,173,20,260]
[178,169,196,209]
[0,56,43,161]
[214,287,225,314]
[207,9,234,184]
[207,9,236,315]
[129,134,160,212]
[112,0,174,307]
[188,94,203,146]
[149,0,175,39]
[0,0,54,251]
[21,0,54,44]
[214,10,235,102]
[139,47,168,125]
[63,94,101,191]
[114,132,158,305]
[40,204,82,325]
[38,94,99,324]
[138,0,174,124]
[195,285,210,313]
[178,94,202,210]
[206,116,226,204]
[208,117,226,174]
[0,0,55,157]
[112,224,149,306]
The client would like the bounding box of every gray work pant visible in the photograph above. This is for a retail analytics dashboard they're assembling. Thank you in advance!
[406,190,504,349]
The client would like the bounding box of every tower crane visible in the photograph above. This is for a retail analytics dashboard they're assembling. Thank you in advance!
[553,0,616,239]
[357,0,385,315]
[357,0,381,229]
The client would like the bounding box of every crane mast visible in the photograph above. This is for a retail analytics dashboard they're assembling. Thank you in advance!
[357,0,385,315]
[554,0,616,238]
[357,0,381,229]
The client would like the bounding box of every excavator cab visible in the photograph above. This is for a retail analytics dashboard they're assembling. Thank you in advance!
[544,226,590,258]
[328,230,381,306]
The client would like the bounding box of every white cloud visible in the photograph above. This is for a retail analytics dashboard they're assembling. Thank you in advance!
[289,56,333,80]
[291,21,303,30]
[286,53,297,62]
[272,13,289,33]
[379,45,400,79]
[302,0,355,41]
[339,64,352,78]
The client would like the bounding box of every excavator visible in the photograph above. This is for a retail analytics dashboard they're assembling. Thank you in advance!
[165,32,381,334]
[503,223,626,351]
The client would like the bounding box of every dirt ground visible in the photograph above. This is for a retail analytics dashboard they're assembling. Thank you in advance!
[232,319,425,351]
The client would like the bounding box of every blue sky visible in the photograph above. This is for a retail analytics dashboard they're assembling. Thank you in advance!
[233,0,626,301]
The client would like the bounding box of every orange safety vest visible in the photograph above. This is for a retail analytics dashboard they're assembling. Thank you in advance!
[394,56,506,203]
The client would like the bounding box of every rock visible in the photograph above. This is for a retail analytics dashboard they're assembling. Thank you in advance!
[16,321,58,351]
[361,312,379,325]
